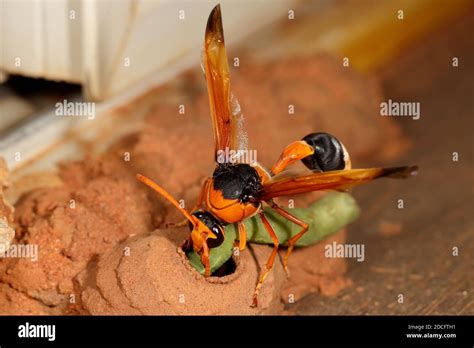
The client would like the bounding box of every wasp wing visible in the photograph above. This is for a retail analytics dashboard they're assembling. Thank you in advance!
[259,166,418,200]
[203,5,248,163]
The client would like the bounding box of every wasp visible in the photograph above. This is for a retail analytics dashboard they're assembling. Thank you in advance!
[137,4,418,307]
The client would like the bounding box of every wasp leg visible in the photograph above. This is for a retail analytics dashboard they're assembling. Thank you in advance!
[252,211,280,307]
[270,140,314,175]
[265,199,309,275]
[201,241,211,277]
[168,178,211,228]
[237,221,247,251]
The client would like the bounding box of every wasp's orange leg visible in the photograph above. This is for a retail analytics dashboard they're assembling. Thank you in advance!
[237,221,247,251]
[266,199,309,275]
[270,140,314,175]
[252,211,280,307]
[201,240,211,277]
[168,178,211,227]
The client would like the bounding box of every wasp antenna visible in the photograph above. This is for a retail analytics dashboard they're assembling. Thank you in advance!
[136,174,197,226]
[206,4,224,44]
[381,165,419,179]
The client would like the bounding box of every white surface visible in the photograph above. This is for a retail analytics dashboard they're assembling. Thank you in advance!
[0,0,293,100]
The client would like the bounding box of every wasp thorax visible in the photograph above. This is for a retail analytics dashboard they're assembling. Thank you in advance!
[189,210,225,248]
[301,132,346,171]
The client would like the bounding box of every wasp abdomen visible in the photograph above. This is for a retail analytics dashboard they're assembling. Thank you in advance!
[301,132,346,171]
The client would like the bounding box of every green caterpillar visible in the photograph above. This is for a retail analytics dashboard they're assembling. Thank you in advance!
[187,192,360,274]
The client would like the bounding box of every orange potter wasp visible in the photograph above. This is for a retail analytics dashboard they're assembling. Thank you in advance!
[137,4,418,307]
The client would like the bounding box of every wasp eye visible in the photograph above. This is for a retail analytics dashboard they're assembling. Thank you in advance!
[301,132,345,171]
[207,225,224,248]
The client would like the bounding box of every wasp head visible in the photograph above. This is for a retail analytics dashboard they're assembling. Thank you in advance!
[188,210,225,251]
